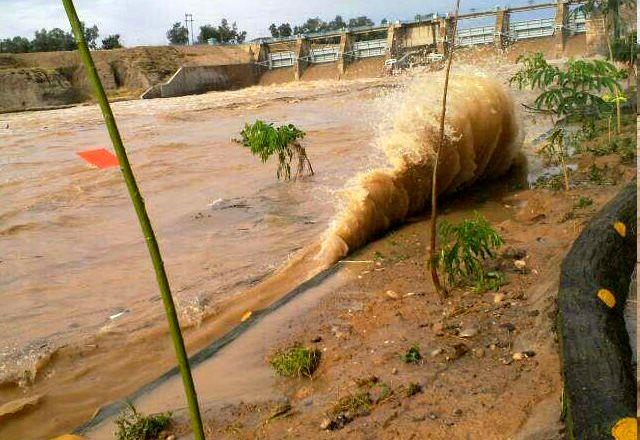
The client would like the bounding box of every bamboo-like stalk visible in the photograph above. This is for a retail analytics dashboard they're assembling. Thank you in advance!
[429,0,461,299]
[60,1,205,438]
[559,137,570,191]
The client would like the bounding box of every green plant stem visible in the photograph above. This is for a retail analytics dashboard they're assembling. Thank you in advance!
[60,1,205,439]
[614,84,622,133]
[429,0,460,299]
[559,136,570,191]
[601,11,622,134]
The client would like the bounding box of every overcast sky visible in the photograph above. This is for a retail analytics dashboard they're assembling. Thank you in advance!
[1,0,561,46]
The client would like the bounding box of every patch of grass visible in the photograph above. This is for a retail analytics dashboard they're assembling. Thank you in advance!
[401,345,422,364]
[373,251,385,262]
[534,173,565,191]
[405,382,422,397]
[355,375,379,388]
[372,382,392,403]
[574,196,594,209]
[269,344,321,378]
[583,135,635,162]
[330,392,373,417]
[588,164,611,185]
[561,195,596,223]
[114,402,171,440]
[473,270,506,293]
[390,252,409,263]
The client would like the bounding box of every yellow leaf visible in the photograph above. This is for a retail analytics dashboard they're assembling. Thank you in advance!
[241,311,252,322]
[612,417,637,440]
[614,222,627,237]
[597,288,616,308]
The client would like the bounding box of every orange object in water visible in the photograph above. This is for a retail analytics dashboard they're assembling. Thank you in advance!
[77,148,119,168]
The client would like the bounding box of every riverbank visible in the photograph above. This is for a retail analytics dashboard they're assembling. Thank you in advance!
[110,172,633,440]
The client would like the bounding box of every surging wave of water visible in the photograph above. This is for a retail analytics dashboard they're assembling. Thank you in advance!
[318,73,524,264]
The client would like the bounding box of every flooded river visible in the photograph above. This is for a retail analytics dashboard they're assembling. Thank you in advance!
[0,64,545,438]
[1,78,393,438]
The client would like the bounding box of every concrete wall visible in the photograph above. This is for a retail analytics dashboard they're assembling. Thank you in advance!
[156,64,260,98]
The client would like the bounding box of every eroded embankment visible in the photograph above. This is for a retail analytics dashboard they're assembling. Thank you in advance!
[0,45,253,112]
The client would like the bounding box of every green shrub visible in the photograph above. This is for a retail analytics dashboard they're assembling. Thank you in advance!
[588,164,610,185]
[401,345,422,364]
[330,392,373,417]
[114,402,171,440]
[434,213,504,288]
[269,344,321,378]
[405,382,422,397]
[235,120,314,180]
[574,196,594,209]
[585,135,636,162]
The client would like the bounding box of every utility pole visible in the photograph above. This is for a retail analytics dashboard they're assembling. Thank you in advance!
[185,13,194,45]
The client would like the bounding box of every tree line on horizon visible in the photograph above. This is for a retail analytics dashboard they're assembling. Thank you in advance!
[165,14,390,46]
[268,15,387,38]
[166,19,247,45]
[0,23,122,53]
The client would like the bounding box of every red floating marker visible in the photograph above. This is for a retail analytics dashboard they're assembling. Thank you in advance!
[77,148,119,169]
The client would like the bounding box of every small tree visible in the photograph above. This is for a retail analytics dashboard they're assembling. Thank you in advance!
[80,22,99,49]
[578,0,634,58]
[101,34,122,50]
[269,23,292,38]
[428,0,461,298]
[433,213,504,291]
[348,16,374,27]
[577,0,634,120]
[510,53,627,190]
[235,121,314,181]
[277,23,293,37]
[167,22,189,45]
[198,24,217,44]
[197,19,247,44]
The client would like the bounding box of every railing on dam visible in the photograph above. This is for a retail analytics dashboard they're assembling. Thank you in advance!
[456,26,495,46]
[310,46,340,63]
[352,39,388,58]
[268,51,295,68]
[510,17,556,40]
[568,9,587,32]
[265,39,389,69]
[455,9,586,47]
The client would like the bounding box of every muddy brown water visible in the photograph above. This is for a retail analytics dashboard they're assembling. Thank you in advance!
[0,78,393,438]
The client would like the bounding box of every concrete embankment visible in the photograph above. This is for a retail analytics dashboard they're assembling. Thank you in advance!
[142,64,262,99]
